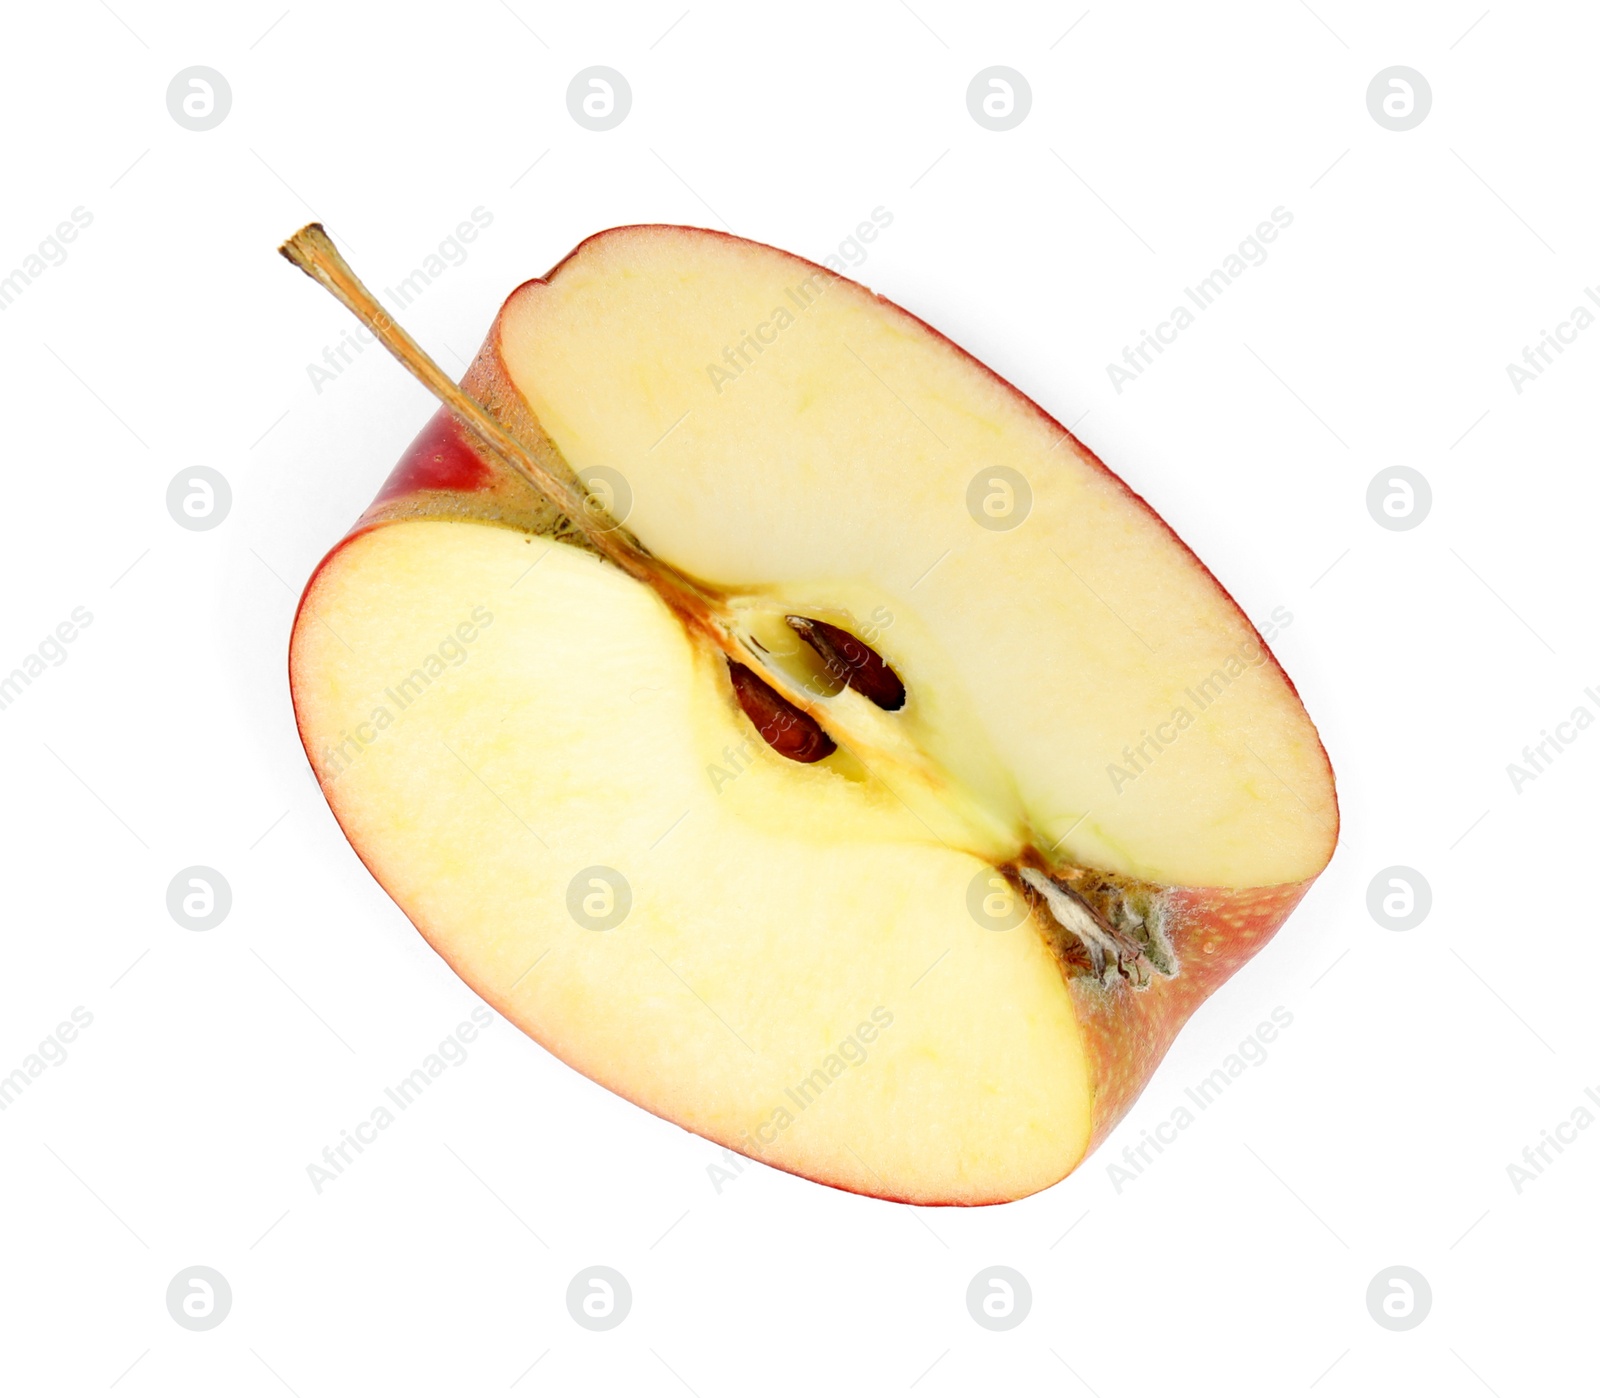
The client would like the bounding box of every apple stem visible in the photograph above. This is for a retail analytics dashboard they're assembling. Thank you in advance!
[276,224,862,747]
[277,223,716,621]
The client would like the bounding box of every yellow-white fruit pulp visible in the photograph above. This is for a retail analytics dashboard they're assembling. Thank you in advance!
[497,228,1336,888]
[296,524,1096,1202]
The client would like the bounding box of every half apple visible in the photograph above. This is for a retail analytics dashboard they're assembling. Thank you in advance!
[287,224,1336,1205]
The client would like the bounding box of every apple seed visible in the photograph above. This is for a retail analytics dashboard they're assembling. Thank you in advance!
[727,660,836,763]
[786,616,906,711]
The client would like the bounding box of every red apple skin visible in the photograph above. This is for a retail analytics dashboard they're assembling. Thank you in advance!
[1068,881,1313,1151]
[292,226,1337,1197]
[375,409,491,497]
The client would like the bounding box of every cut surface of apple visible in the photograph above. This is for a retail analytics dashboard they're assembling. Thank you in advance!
[289,225,1336,1205]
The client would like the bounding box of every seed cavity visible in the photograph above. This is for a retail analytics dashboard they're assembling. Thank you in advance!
[786,617,906,711]
[727,660,836,763]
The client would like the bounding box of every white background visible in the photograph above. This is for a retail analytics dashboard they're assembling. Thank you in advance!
[1,1,1595,1393]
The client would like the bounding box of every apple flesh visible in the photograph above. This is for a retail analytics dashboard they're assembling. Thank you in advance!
[290,226,1336,1205]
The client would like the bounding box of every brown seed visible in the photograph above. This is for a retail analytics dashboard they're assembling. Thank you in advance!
[727,661,837,763]
[787,617,906,711]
